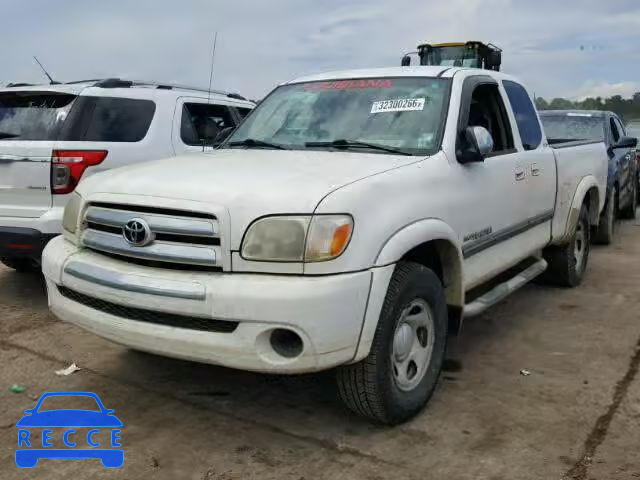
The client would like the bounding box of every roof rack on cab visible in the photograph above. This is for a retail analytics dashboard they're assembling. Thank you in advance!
[65,78,249,101]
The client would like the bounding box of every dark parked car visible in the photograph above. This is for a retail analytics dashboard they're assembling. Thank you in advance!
[626,122,640,198]
[540,110,638,244]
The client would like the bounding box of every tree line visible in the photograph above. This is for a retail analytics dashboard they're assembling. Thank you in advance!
[535,93,640,122]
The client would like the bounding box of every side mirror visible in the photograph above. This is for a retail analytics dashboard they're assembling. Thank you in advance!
[613,136,638,150]
[459,126,494,163]
[24,409,33,414]
[213,126,236,145]
[401,55,411,67]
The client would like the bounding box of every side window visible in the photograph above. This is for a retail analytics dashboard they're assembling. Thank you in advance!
[465,83,514,155]
[614,117,626,138]
[610,117,621,143]
[180,103,235,146]
[503,81,543,150]
[236,107,252,119]
[61,97,156,142]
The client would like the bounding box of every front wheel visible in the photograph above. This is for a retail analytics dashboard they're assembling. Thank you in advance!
[336,262,447,425]
[543,203,591,287]
[594,188,616,245]
[620,182,637,219]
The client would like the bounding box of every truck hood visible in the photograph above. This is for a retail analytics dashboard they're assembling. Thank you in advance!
[78,149,418,248]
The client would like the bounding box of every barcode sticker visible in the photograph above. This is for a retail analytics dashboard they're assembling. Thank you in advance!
[371,98,426,114]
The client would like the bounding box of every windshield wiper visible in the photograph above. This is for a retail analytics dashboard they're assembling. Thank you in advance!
[305,139,413,156]
[0,132,20,139]
[227,138,289,150]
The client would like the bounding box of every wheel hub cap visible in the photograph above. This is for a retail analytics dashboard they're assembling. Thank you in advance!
[391,299,436,392]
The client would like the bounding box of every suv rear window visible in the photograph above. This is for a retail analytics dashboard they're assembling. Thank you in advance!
[0,92,76,141]
[60,96,156,142]
[180,103,235,146]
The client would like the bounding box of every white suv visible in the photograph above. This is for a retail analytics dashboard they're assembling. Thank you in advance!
[0,79,254,271]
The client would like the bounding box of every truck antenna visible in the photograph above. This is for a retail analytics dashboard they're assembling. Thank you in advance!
[33,56,59,85]
[207,32,218,106]
[203,32,218,152]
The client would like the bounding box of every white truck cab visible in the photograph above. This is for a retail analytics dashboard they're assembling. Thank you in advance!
[42,67,607,424]
[0,79,254,271]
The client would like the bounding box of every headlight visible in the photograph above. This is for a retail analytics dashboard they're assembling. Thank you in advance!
[241,215,353,263]
[62,192,82,235]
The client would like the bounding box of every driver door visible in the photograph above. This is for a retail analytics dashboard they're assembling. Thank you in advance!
[447,76,531,289]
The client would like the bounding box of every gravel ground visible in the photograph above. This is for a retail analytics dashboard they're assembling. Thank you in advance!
[1,220,639,479]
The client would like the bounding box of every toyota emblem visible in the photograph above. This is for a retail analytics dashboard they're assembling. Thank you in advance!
[123,218,153,247]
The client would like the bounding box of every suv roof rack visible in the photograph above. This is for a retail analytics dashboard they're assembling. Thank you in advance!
[65,78,249,101]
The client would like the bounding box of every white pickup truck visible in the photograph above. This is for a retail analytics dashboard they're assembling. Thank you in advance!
[42,67,607,424]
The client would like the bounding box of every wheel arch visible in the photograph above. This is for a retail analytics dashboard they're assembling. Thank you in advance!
[555,175,602,244]
[374,219,464,332]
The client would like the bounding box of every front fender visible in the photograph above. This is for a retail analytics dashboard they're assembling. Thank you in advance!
[352,219,464,362]
[374,217,464,309]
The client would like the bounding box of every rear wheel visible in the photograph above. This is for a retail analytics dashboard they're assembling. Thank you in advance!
[620,182,637,219]
[543,203,590,287]
[336,262,447,425]
[1,258,40,273]
[594,188,616,245]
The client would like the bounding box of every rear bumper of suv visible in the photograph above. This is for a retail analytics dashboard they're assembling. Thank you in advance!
[0,207,64,260]
[0,226,57,259]
[43,236,394,373]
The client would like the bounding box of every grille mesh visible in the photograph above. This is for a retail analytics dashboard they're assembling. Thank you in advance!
[58,286,238,333]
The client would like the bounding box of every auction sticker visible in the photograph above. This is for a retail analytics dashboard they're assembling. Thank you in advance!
[371,98,425,114]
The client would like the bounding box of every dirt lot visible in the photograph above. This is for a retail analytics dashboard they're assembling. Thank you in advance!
[1,221,640,480]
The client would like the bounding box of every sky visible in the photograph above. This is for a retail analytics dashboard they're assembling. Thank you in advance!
[2,0,640,100]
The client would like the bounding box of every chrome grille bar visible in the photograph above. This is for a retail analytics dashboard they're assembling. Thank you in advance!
[82,230,218,266]
[85,206,216,237]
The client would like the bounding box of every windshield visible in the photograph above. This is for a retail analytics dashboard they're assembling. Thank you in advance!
[421,46,481,68]
[539,113,605,142]
[224,78,450,156]
[0,92,76,141]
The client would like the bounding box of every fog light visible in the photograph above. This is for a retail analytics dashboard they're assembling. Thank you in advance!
[270,329,303,358]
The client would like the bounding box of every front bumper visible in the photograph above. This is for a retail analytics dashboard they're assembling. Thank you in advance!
[43,236,393,373]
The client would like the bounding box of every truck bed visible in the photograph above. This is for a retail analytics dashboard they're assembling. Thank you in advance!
[550,140,608,242]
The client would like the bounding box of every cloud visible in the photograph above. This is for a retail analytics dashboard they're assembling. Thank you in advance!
[574,81,640,100]
[1,0,639,101]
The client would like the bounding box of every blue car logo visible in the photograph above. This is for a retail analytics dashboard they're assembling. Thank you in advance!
[15,391,123,468]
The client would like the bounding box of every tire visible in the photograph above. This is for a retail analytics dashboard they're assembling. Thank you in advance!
[336,262,447,425]
[1,258,40,273]
[542,203,590,287]
[594,188,616,245]
[620,181,637,219]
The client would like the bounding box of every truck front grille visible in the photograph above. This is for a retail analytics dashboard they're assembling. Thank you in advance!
[58,286,238,333]
[80,203,222,269]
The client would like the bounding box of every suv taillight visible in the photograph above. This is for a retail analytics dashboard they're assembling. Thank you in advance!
[51,150,108,195]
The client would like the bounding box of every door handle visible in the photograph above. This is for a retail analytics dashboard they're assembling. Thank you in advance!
[515,168,526,181]
[531,163,541,176]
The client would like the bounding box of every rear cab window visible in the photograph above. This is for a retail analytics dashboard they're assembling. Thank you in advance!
[539,112,605,144]
[503,80,542,150]
[0,91,76,141]
[59,96,156,142]
[180,103,235,146]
